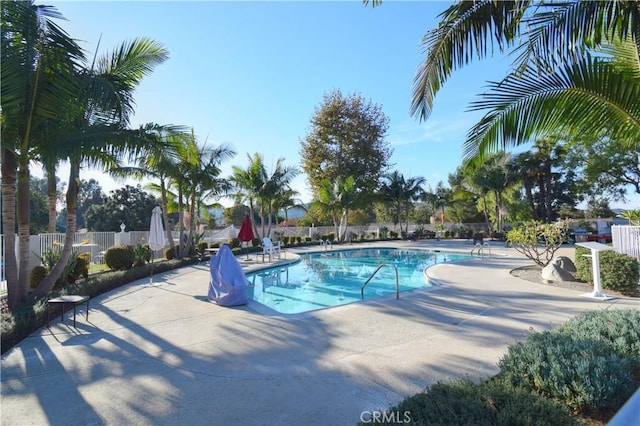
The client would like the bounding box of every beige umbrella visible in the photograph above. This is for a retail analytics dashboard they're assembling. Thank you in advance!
[148,206,165,285]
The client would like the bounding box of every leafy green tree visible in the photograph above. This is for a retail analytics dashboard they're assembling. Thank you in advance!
[223,204,252,227]
[29,178,49,234]
[507,220,568,267]
[85,185,158,232]
[585,199,616,219]
[77,179,104,230]
[300,90,391,208]
[566,135,640,202]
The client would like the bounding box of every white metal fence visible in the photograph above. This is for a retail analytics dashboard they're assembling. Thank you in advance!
[612,225,640,261]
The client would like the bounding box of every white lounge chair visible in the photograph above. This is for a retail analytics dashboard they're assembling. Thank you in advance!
[262,237,281,261]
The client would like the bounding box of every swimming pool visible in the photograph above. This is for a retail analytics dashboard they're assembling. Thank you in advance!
[246,248,472,314]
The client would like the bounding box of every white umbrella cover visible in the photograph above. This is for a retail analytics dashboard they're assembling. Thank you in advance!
[149,206,166,251]
[148,206,165,285]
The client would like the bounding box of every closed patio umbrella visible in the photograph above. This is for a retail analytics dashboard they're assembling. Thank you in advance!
[148,206,166,285]
[238,214,255,260]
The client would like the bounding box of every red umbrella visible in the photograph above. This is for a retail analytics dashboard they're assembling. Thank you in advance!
[238,214,255,259]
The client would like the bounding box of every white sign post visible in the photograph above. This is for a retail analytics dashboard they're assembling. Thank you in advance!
[575,242,616,300]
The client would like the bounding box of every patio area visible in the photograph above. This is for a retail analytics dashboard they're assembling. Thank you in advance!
[1,241,636,425]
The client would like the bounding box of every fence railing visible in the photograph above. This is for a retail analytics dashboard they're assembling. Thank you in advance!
[612,225,640,262]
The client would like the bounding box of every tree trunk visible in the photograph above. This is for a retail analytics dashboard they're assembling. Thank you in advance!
[1,148,21,310]
[522,175,537,220]
[33,161,80,298]
[46,167,57,232]
[160,179,174,255]
[17,153,31,295]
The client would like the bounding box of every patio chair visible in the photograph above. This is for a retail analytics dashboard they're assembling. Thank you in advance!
[262,237,281,261]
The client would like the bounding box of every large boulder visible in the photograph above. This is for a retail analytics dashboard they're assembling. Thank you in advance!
[554,255,577,272]
[541,261,575,283]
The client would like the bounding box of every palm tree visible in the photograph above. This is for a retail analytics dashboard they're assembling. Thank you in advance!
[467,153,516,234]
[402,0,640,161]
[1,0,84,308]
[180,136,235,256]
[260,158,300,238]
[273,188,306,226]
[380,171,426,234]
[231,153,268,239]
[31,38,169,299]
[110,123,191,256]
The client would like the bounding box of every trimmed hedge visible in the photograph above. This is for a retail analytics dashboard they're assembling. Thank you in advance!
[574,247,639,294]
[104,245,135,271]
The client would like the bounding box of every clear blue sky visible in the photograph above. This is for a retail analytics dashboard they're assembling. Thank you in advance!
[41,1,637,210]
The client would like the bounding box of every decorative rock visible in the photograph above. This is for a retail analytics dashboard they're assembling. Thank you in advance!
[554,256,577,272]
[541,262,575,283]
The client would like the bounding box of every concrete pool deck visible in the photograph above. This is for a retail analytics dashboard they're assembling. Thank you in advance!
[1,240,638,425]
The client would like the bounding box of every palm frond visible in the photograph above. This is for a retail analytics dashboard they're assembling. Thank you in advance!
[411,0,528,121]
[464,54,640,161]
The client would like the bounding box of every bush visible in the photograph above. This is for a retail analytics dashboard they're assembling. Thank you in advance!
[574,248,639,294]
[367,378,577,426]
[73,252,91,279]
[554,309,640,361]
[197,241,208,255]
[574,246,591,281]
[498,331,636,413]
[104,246,135,271]
[29,266,48,289]
[251,237,261,247]
[165,247,177,260]
[600,251,639,294]
[133,244,152,267]
[507,220,567,267]
[227,237,241,249]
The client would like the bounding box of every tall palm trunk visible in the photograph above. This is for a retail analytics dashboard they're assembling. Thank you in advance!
[46,167,58,232]
[160,179,175,255]
[1,148,21,309]
[177,187,185,258]
[17,151,31,295]
[33,158,80,298]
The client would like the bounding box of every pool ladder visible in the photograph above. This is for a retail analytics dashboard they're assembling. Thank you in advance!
[471,242,492,259]
[361,264,399,300]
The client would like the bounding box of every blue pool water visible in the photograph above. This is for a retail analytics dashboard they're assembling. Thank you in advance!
[246,248,472,314]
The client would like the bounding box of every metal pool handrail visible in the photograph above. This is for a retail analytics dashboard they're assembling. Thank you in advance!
[361,263,399,300]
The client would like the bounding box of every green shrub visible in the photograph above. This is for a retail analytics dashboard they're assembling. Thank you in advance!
[227,237,241,249]
[197,241,208,255]
[498,331,636,413]
[389,231,398,239]
[367,378,576,426]
[73,252,91,280]
[251,237,261,247]
[600,251,639,294]
[133,244,152,267]
[164,247,177,260]
[554,309,640,361]
[29,266,48,289]
[104,246,135,271]
[574,248,639,294]
[574,246,591,281]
